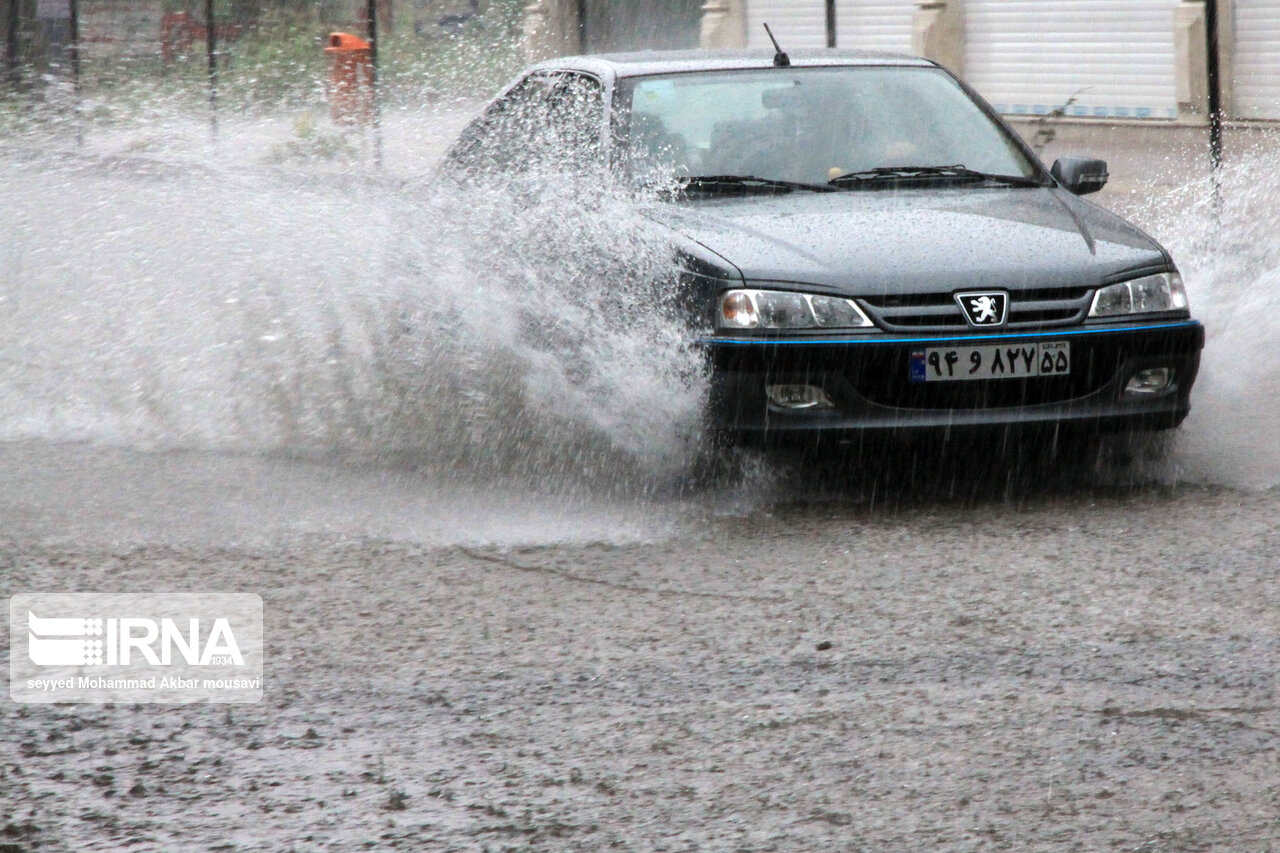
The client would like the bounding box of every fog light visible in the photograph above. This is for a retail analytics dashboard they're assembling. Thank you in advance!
[766,384,834,410]
[1124,367,1174,396]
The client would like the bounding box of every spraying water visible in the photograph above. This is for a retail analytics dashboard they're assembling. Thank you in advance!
[0,111,707,487]
[1124,136,1280,490]
[1,104,1277,549]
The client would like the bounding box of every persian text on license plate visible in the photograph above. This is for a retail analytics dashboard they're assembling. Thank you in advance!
[909,341,1070,383]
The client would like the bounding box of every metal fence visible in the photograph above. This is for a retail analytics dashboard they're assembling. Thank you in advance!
[2,0,523,112]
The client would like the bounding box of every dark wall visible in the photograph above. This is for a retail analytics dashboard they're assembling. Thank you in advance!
[5,0,38,80]
[579,0,702,53]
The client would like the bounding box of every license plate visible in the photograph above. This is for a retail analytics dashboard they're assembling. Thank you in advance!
[909,341,1070,383]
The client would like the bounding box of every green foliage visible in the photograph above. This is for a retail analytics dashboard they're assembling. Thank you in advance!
[267,110,357,162]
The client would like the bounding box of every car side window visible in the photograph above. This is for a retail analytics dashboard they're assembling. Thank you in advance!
[443,71,605,177]
[443,73,558,174]
[543,73,606,163]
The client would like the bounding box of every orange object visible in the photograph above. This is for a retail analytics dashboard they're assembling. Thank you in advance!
[325,32,374,125]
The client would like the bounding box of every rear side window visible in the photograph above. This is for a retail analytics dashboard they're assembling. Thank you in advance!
[443,72,605,176]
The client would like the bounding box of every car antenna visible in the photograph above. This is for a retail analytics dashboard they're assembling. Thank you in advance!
[763,23,790,67]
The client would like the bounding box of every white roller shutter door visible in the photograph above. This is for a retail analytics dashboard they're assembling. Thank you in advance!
[745,1,914,52]
[746,0,827,48]
[1234,1,1280,119]
[835,1,915,52]
[964,0,1180,119]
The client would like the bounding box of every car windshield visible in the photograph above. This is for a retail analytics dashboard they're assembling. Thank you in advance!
[619,66,1039,188]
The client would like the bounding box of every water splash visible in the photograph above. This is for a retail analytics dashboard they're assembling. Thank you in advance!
[0,112,709,495]
[1129,136,1280,489]
[3,109,1279,507]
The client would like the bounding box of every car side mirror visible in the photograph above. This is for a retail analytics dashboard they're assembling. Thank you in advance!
[1051,157,1109,195]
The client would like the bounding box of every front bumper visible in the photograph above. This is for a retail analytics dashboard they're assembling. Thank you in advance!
[701,320,1204,441]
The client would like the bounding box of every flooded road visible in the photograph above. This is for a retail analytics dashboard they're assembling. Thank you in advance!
[2,114,1280,850]
[4,473,1279,850]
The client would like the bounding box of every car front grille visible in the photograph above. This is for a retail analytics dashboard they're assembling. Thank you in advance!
[858,286,1093,332]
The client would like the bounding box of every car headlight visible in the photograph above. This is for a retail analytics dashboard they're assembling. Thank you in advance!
[717,289,874,330]
[1089,272,1189,317]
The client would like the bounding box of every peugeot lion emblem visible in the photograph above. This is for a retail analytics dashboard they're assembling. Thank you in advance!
[955,291,1009,327]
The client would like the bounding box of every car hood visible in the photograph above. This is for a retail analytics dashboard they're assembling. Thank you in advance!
[650,188,1168,295]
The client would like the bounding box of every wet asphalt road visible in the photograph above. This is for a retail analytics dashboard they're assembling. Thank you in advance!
[3,444,1279,852]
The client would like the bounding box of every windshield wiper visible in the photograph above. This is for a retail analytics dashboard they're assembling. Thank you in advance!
[673,175,837,195]
[829,165,1047,189]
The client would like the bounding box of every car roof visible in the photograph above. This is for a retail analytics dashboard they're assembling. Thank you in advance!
[530,49,936,81]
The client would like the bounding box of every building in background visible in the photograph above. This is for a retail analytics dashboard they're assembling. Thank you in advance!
[4,0,1273,122]
[522,0,1279,122]
[523,0,705,55]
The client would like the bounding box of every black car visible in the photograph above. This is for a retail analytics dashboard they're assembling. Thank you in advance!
[441,49,1203,444]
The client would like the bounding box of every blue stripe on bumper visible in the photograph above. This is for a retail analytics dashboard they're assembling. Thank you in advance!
[699,320,1202,347]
